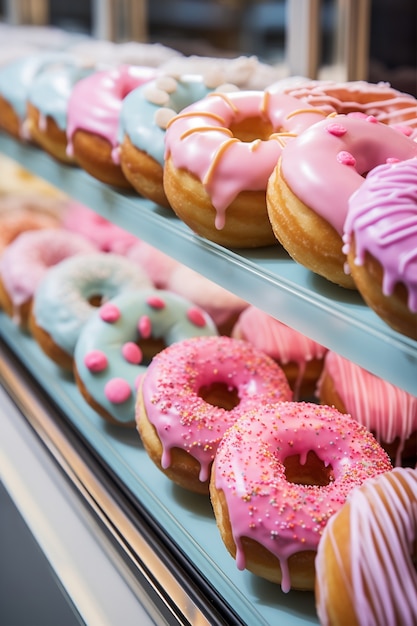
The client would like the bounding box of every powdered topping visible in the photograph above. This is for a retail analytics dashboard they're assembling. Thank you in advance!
[315,467,417,626]
[140,336,292,483]
[213,401,392,592]
[317,351,417,466]
[343,158,417,312]
[164,90,327,226]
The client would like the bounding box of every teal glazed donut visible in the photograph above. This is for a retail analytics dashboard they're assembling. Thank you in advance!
[119,74,237,206]
[30,252,152,370]
[73,289,218,426]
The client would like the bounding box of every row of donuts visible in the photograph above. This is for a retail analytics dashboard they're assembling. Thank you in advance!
[1,192,416,467]
[1,194,416,622]
[1,46,416,342]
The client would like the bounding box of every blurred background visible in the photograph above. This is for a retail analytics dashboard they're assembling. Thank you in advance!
[0,0,415,95]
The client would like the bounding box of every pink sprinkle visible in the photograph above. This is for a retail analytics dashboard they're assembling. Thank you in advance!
[187,307,207,327]
[84,350,108,372]
[104,378,131,404]
[146,295,166,309]
[138,314,152,338]
[100,303,120,323]
[326,123,347,137]
[337,150,356,166]
[386,157,400,164]
[122,342,143,364]
[392,125,413,137]
[366,115,378,124]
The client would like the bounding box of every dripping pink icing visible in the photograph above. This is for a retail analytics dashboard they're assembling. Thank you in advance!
[66,65,157,162]
[315,467,417,626]
[164,91,327,229]
[280,114,417,235]
[213,401,392,593]
[140,336,292,483]
[343,157,417,313]
[318,351,417,466]
[232,306,327,400]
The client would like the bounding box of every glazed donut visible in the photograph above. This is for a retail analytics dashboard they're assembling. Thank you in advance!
[136,335,292,494]
[0,229,96,328]
[74,289,218,426]
[0,154,65,198]
[119,74,235,207]
[271,78,417,136]
[267,113,417,287]
[0,51,73,140]
[317,351,417,467]
[29,252,152,370]
[62,201,139,254]
[66,64,157,188]
[343,158,417,340]
[0,194,65,255]
[167,264,248,335]
[315,467,417,626]
[210,401,392,592]
[163,91,327,248]
[231,305,327,399]
[26,59,96,164]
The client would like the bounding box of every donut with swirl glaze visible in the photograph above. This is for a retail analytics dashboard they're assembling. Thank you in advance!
[74,289,218,426]
[267,113,417,287]
[315,467,417,626]
[29,252,152,370]
[317,351,417,467]
[343,157,417,339]
[163,90,327,248]
[210,401,392,592]
[66,64,157,188]
[136,335,292,494]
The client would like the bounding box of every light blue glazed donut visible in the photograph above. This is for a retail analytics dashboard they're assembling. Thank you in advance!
[73,288,218,425]
[31,252,151,368]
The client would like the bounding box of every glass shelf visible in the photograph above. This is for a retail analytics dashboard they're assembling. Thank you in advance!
[1,133,416,395]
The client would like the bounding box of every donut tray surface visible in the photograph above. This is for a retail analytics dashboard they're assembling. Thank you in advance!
[0,313,318,626]
[1,133,416,396]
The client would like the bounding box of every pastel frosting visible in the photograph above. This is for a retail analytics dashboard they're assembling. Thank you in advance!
[164,90,327,229]
[0,228,96,322]
[343,157,417,313]
[74,289,218,424]
[213,401,392,592]
[315,467,417,626]
[66,64,157,163]
[140,335,292,482]
[280,113,417,235]
[32,252,152,357]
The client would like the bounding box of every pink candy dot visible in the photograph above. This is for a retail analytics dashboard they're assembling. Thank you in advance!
[138,314,152,338]
[326,123,347,137]
[386,157,400,164]
[146,295,166,309]
[392,125,413,137]
[187,307,207,327]
[337,150,356,166]
[366,115,378,124]
[122,342,143,364]
[84,350,108,372]
[104,378,131,404]
[100,303,121,323]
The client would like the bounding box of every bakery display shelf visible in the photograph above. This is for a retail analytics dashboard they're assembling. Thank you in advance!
[0,311,318,626]
[1,132,416,396]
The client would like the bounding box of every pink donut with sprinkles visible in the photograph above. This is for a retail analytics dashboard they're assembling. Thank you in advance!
[267,113,417,288]
[73,289,218,426]
[210,401,392,592]
[136,335,292,494]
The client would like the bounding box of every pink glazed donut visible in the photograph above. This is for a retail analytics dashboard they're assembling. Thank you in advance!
[136,335,292,494]
[163,90,328,247]
[210,401,392,592]
[267,113,417,287]
[66,64,157,188]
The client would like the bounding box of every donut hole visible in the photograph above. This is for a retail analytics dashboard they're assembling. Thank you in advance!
[88,293,105,307]
[229,116,274,143]
[137,336,167,365]
[198,382,240,411]
[284,451,334,487]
